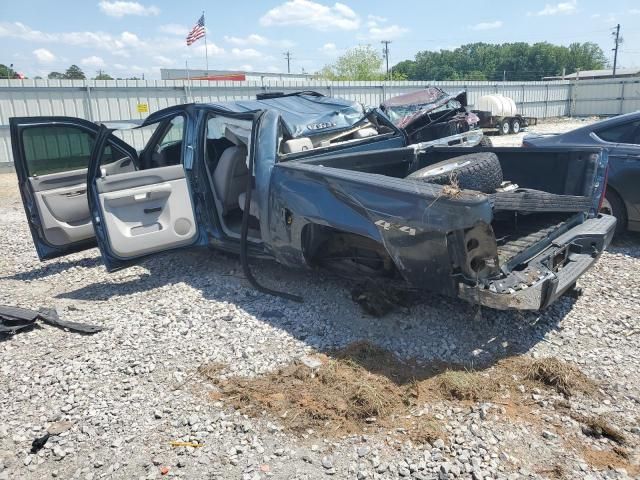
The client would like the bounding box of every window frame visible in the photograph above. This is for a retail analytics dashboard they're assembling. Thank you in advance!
[593,120,640,145]
[20,122,134,177]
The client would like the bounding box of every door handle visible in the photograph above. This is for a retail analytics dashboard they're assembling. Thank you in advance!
[64,190,86,197]
[102,184,172,206]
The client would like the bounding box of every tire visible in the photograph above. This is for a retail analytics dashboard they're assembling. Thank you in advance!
[479,136,493,147]
[499,119,510,135]
[600,189,627,234]
[406,152,503,193]
[510,118,521,134]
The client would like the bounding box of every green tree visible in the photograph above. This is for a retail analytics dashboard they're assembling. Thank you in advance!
[320,45,384,80]
[64,65,86,79]
[94,72,114,80]
[47,71,64,79]
[0,64,15,79]
[393,42,608,81]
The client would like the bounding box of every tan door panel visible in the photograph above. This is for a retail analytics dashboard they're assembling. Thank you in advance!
[96,165,197,259]
[28,172,94,246]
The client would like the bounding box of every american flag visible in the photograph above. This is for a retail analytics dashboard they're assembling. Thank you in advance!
[186,14,205,46]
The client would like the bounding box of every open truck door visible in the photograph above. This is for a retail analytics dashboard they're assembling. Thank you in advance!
[9,116,138,260]
[10,112,204,270]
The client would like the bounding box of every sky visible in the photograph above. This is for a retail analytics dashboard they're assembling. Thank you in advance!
[1,0,640,79]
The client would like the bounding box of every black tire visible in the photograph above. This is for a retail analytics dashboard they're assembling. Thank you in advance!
[510,118,521,134]
[499,119,510,135]
[600,189,627,234]
[479,136,493,147]
[406,152,503,194]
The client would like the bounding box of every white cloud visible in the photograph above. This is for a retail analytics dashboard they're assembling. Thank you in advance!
[81,55,106,68]
[98,1,160,17]
[366,14,387,28]
[224,34,269,46]
[529,0,577,16]
[363,24,409,40]
[153,55,173,66]
[192,43,226,57]
[158,24,188,36]
[32,48,57,64]
[470,20,503,31]
[630,9,640,14]
[260,0,360,31]
[319,42,338,55]
[231,48,262,59]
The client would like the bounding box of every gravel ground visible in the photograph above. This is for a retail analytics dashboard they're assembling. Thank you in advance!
[1,118,639,480]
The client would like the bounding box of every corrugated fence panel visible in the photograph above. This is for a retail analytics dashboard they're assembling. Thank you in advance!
[2,78,639,166]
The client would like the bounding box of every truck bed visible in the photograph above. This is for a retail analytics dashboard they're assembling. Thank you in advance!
[492,212,575,265]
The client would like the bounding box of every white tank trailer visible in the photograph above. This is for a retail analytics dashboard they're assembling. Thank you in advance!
[472,94,537,135]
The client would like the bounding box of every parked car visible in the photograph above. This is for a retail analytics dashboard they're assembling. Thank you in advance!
[9,92,615,311]
[523,111,640,233]
[380,87,487,147]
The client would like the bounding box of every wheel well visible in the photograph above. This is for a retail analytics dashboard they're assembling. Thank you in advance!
[604,185,628,225]
[301,224,397,277]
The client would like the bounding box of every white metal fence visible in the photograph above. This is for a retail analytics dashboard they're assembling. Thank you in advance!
[0,77,639,167]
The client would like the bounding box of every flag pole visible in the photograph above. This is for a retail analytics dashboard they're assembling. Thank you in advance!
[185,59,191,102]
[203,10,209,74]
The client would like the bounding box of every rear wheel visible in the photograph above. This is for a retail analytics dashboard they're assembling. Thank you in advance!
[499,119,510,135]
[510,118,521,134]
[600,189,627,234]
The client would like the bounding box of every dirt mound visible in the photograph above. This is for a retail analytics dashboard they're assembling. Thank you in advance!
[203,342,601,444]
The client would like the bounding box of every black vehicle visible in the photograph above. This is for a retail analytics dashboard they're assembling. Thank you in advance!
[9,93,614,311]
[523,112,640,233]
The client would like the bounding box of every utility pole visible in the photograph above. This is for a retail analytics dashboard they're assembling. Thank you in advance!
[283,51,292,74]
[612,24,622,77]
[381,40,391,80]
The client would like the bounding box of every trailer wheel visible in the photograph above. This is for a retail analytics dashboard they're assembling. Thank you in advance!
[406,152,503,194]
[511,118,521,134]
[499,119,510,135]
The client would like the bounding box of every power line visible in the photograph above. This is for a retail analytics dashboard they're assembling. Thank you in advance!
[381,40,391,80]
[283,51,292,74]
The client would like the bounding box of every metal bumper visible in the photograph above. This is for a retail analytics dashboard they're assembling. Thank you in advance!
[458,215,616,310]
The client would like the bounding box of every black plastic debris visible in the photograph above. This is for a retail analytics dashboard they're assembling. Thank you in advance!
[0,305,103,339]
[30,433,50,454]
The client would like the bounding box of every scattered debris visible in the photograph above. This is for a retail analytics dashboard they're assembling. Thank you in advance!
[47,421,73,435]
[30,433,50,454]
[0,305,103,338]
[170,441,204,448]
[350,283,413,317]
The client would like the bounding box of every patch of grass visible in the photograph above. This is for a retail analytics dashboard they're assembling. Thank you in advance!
[201,343,602,442]
[441,173,462,198]
[197,362,225,380]
[579,415,627,445]
[524,357,597,397]
[436,369,494,401]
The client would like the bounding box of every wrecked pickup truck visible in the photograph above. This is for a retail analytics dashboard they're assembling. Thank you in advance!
[10,92,615,310]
